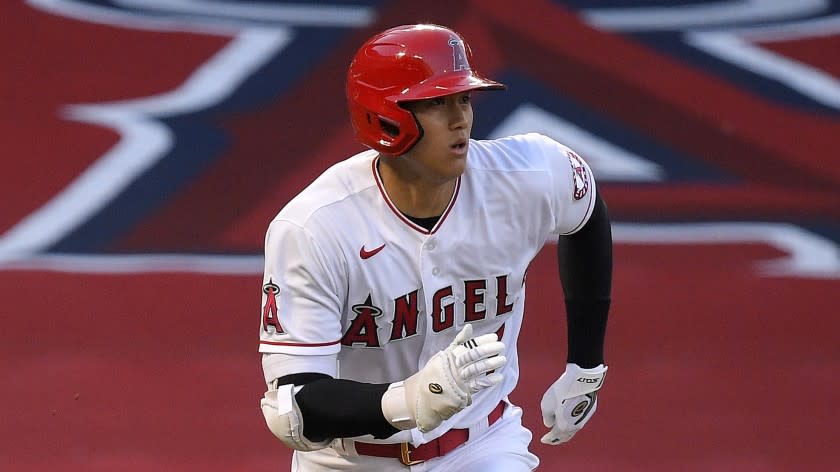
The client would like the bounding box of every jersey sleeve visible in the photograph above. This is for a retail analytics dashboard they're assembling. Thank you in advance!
[540,136,598,235]
[261,353,338,385]
[258,219,344,356]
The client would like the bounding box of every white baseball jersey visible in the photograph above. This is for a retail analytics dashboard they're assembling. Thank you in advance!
[258,132,597,446]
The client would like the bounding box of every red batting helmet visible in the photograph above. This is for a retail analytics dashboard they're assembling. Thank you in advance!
[346,24,506,156]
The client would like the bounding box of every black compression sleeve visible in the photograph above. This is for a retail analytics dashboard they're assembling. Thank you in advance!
[274,373,399,441]
[557,193,612,368]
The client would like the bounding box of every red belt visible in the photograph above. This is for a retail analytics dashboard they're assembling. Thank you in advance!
[354,401,506,466]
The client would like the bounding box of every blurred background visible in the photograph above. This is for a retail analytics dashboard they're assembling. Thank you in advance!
[2,0,839,470]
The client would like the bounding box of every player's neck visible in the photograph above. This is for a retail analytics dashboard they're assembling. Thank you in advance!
[378,157,455,218]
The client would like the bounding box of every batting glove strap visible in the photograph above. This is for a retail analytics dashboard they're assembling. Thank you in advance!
[380,381,416,430]
[539,363,607,445]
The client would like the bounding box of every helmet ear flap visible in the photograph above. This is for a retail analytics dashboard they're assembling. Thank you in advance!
[371,106,422,155]
[376,115,400,138]
[347,89,419,155]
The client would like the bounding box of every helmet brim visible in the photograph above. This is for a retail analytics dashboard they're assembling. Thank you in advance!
[393,74,506,102]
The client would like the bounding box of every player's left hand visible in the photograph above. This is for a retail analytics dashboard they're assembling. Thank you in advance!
[539,363,607,445]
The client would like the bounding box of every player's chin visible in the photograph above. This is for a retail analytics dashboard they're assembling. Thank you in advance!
[441,158,467,179]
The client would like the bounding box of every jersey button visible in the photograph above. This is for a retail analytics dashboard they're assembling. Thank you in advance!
[432,267,440,276]
[427,242,436,250]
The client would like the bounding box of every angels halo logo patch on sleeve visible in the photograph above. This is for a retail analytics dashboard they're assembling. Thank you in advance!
[567,151,589,201]
[262,279,284,333]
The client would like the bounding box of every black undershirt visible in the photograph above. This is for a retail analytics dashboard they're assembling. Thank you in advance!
[405,213,440,231]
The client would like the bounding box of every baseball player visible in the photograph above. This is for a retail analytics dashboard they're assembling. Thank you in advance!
[258,24,612,471]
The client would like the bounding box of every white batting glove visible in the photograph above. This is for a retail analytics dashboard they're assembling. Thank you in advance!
[540,363,607,445]
[382,324,506,433]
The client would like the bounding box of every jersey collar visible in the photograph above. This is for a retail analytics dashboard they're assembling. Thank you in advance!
[371,156,461,235]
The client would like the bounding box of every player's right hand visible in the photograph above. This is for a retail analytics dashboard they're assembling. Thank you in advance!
[381,324,506,433]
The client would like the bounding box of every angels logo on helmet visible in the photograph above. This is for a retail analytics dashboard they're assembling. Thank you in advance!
[448,37,470,72]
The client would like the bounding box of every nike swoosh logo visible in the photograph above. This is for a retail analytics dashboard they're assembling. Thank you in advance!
[360,243,386,259]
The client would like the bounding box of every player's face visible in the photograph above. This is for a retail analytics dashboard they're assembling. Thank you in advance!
[400,92,473,182]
